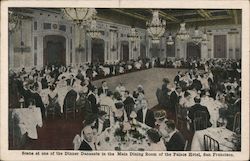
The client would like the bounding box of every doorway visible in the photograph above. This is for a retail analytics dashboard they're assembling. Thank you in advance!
[214,35,227,58]
[140,43,146,58]
[120,41,129,61]
[150,43,160,58]
[91,39,105,64]
[186,42,201,59]
[43,35,66,66]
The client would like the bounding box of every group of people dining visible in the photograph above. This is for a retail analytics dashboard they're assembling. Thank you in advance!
[76,108,186,151]
[157,58,241,133]
[8,56,241,151]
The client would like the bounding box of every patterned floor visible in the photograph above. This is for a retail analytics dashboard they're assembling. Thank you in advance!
[9,68,193,150]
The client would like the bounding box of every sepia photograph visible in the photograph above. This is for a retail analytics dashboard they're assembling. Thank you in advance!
[1,0,249,160]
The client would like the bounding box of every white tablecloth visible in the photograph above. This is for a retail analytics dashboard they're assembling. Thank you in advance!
[103,67,110,76]
[191,127,236,151]
[134,62,141,69]
[201,98,221,127]
[96,121,152,151]
[11,107,43,139]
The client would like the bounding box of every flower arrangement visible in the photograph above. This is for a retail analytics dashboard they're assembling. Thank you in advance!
[114,124,127,142]
[128,128,145,140]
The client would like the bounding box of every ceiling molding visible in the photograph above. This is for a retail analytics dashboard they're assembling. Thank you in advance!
[197,9,212,20]
[145,9,179,22]
[232,10,238,25]
[110,9,148,21]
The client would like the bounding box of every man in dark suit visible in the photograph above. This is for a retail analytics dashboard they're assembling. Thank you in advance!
[86,66,93,80]
[19,81,33,108]
[174,71,181,85]
[98,81,109,96]
[66,74,76,87]
[191,75,202,91]
[123,90,135,118]
[169,86,182,113]
[88,86,99,114]
[79,126,95,150]
[159,120,185,151]
[92,111,110,135]
[76,69,85,81]
[41,75,48,89]
[188,96,212,130]
[136,99,155,128]
[30,85,46,118]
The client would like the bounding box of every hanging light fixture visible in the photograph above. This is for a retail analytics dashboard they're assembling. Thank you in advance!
[176,10,189,41]
[127,27,139,42]
[86,17,101,39]
[192,26,202,45]
[201,18,208,45]
[166,33,174,45]
[146,10,166,44]
[176,22,189,41]
[62,8,97,26]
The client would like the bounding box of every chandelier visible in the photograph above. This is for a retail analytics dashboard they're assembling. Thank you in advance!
[146,10,166,44]
[166,34,174,45]
[201,18,209,45]
[127,27,139,42]
[176,22,189,41]
[192,27,202,45]
[62,8,97,26]
[86,17,101,39]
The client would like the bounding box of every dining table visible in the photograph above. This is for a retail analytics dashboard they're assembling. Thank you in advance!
[40,86,77,113]
[200,97,223,127]
[95,121,154,151]
[191,127,238,151]
[9,107,43,139]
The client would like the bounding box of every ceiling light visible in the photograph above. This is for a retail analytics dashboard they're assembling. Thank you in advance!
[146,10,166,44]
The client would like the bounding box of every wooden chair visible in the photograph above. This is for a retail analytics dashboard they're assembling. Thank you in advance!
[193,111,208,131]
[233,112,241,133]
[204,134,220,151]
[45,104,55,119]
[175,104,188,129]
[64,97,77,120]
[45,95,58,119]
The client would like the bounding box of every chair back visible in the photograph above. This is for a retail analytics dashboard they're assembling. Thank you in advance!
[193,111,208,131]
[175,104,188,119]
[64,93,77,119]
[65,98,76,111]
[99,105,111,116]
[204,134,220,151]
[233,112,241,133]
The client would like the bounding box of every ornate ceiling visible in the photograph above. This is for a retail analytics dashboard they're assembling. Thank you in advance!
[10,8,241,29]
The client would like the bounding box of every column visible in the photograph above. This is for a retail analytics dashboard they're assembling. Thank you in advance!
[87,37,91,63]
[9,32,14,68]
[37,35,44,68]
[201,43,208,59]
